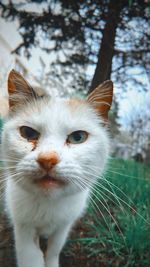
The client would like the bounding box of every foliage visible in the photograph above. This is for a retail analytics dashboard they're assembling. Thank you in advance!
[65,159,150,266]
[0,0,149,92]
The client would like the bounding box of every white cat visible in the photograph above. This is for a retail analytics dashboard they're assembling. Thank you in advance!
[2,70,113,267]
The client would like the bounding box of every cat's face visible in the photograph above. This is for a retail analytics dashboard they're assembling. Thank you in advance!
[2,70,113,197]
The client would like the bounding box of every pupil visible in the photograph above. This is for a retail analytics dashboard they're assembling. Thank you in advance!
[74,132,81,141]
[26,128,34,138]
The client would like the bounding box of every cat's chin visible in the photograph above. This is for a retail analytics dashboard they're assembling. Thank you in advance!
[33,175,67,189]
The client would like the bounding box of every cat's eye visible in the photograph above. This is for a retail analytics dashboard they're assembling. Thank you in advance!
[20,126,40,141]
[67,130,88,144]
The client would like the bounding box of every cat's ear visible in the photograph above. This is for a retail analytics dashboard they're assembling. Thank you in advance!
[8,69,37,109]
[87,80,113,121]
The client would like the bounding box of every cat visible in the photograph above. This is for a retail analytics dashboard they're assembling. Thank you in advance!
[1,69,113,267]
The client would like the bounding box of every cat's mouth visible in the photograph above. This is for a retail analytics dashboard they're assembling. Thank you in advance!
[34,175,66,189]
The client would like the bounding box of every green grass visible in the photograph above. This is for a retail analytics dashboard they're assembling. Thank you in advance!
[67,159,150,267]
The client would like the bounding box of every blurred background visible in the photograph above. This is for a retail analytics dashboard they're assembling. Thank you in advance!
[0,1,150,267]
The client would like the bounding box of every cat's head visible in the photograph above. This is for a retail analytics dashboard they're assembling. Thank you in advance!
[2,70,113,197]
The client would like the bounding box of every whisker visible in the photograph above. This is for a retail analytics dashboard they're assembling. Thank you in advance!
[74,176,127,251]
[81,167,136,205]
[107,169,149,181]
[80,178,127,247]
[69,176,115,234]
[93,180,150,225]
[72,166,150,224]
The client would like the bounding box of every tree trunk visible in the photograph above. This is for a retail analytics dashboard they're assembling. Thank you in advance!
[89,0,125,92]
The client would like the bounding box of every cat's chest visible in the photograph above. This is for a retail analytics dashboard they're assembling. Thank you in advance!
[31,196,76,227]
[17,194,76,224]
[29,198,69,235]
[7,185,89,235]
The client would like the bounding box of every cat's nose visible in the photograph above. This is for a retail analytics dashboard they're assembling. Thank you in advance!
[37,151,60,171]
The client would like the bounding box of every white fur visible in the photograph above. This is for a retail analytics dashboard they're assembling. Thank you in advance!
[2,96,110,267]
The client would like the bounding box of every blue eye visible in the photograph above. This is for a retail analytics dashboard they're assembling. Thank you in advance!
[20,126,40,141]
[67,131,88,144]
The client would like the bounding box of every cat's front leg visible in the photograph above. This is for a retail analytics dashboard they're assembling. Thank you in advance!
[45,224,71,267]
[14,224,45,267]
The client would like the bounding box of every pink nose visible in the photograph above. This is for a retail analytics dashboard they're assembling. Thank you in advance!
[37,151,59,171]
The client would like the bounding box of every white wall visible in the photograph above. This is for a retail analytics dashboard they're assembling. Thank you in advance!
[0,18,40,117]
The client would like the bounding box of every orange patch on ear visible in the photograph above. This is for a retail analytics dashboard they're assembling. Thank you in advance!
[95,94,113,120]
[8,71,17,94]
[7,69,36,109]
[87,80,113,121]
[8,69,30,95]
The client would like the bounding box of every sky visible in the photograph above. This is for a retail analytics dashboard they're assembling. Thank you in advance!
[0,18,50,75]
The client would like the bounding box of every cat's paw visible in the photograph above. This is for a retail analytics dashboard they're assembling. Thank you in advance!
[46,257,59,267]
